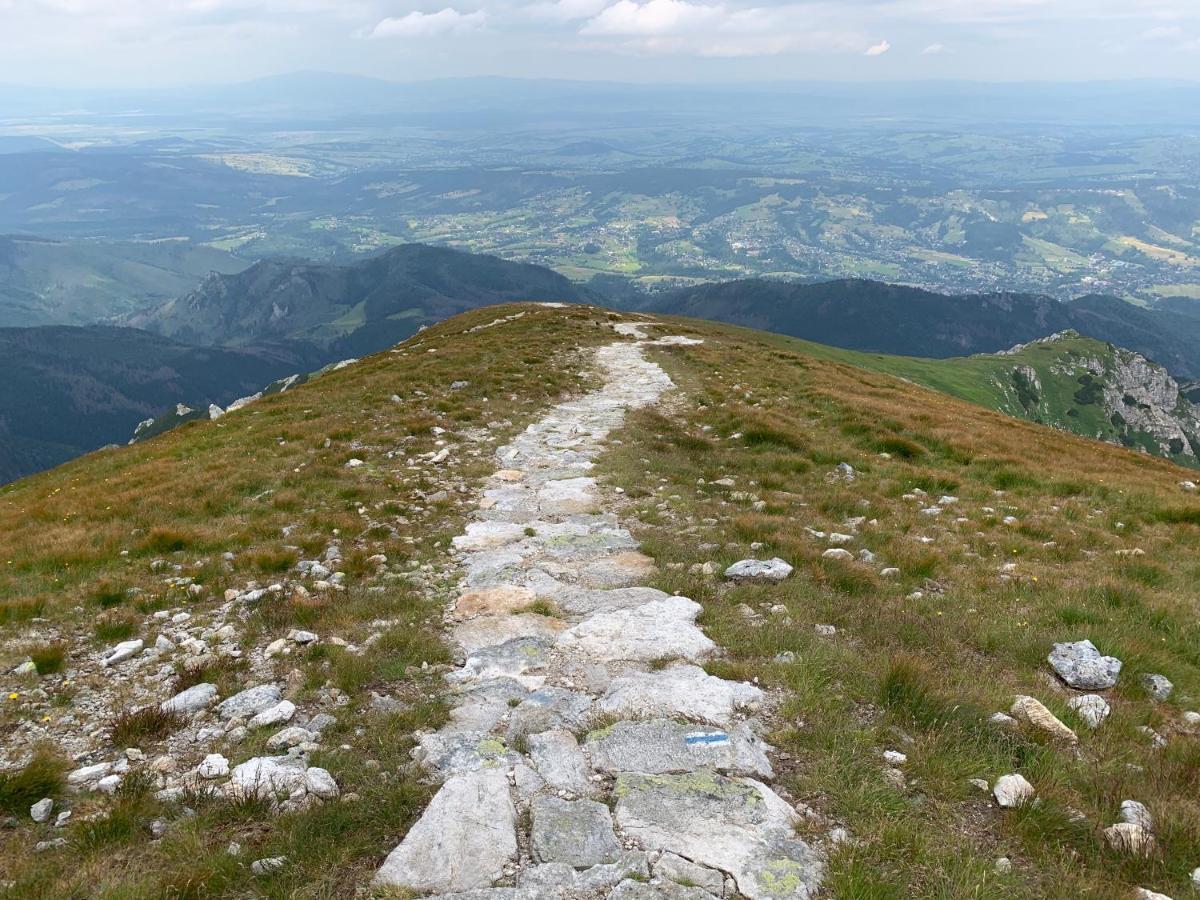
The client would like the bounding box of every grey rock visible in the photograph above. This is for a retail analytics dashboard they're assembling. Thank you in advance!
[251,856,287,875]
[1119,800,1154,833]
[248,700,296,729]
[197,753,229,779]
[506,686,593,741]
[415,731,520,777]
[216,684,282,720]
[556,596,715,663]
[1066,694,1110,728]
[1141,673,1173,702]
[102,639,144,667]
[30,798,53,823]
[447,636,552,687]
[724,558,793,581]
[304,767,339,799]
[597,665,763,726]
[1048,640,1121,690]
[613,772,822,899]
[993,773,1035,808]
[531,796,623,867]
[585,718,773,779]
[655,852,725,894]
[266,726,316,750]
[608,879,718,899]
[374,769,517,894]
[228,756,307,798]
[528,728,594,795]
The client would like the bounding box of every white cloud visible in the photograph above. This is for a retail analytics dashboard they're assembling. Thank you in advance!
[1141,25,1183,40]
[582,0,725,36]
[921,41,945,54]
[527,0,612,22]
[369,7,485,38]
[865,38,890,55]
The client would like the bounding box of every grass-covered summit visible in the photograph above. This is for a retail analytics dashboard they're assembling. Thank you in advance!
[0,304,1198,898]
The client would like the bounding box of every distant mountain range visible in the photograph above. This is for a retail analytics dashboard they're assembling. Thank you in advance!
[0,234,246,328]
[0,326,321,484]
[643,278,1200,379]
[9,242,1200,483]
[128,244,599,356]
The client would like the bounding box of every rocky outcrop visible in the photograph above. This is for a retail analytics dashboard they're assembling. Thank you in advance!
[994,331,1200,461]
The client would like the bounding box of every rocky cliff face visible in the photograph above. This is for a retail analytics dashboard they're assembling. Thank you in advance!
[995,330,1200,461]
[1098,347,1200,459]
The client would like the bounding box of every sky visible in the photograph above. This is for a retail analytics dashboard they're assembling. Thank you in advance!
[0,0,1198,86]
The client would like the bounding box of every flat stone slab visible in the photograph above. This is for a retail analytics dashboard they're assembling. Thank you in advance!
[531,795,623,867]
[462,550,527,588]
[445,678,530,734]
[580,552,657,588]
[536,529,640,561]
[454,586,537,620]
[608,879,719,899]
[374,769,517,894]
[1048,640,1121,690]
[454,521,529,551]
[586,719,773,778]
[528,728,594,795]
[598,665,764,726]
[613,772,822,899]
[557,597,715,663]
[447,636,553,688]
[415,732,522,777]
[538,477,600,514]
[451,614,566,656]
[558,586,676,617]
[506,686,594,741]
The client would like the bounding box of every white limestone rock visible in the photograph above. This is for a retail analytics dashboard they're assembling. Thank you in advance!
[556,596,715,663]
[373,769,517,894]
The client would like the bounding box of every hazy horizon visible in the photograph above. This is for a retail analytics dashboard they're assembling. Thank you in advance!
[2,1,1199,88]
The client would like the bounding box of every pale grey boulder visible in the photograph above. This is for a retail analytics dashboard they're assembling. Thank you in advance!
[1047,640,1121,690]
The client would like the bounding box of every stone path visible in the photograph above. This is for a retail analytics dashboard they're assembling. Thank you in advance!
[374,322,823,899]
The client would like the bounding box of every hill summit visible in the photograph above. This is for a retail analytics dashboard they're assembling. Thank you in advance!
[1,304,1198,898]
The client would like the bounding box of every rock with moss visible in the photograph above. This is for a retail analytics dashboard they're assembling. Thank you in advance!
[613,771,822,899]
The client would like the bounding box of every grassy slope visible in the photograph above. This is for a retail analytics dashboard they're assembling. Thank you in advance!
[785,332,1199,465]
[603,314,1200,898]
[0,305,1198,897]
[0,303,610,897]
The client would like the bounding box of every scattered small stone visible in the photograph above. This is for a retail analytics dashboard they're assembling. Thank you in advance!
[993,773,1035,808]
[1011,695,1077,743]
[30,798,53,823]
[101,639,144,668]
[883,750,907,766]
[1141,673,1173,702]
[821,548,853,562]
[1066,694,1111,729]
[814,624,836,636]
[250,856,288,876]
[197,753,229,779]
[1103,822,1156,857]
[723,558,793,581]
